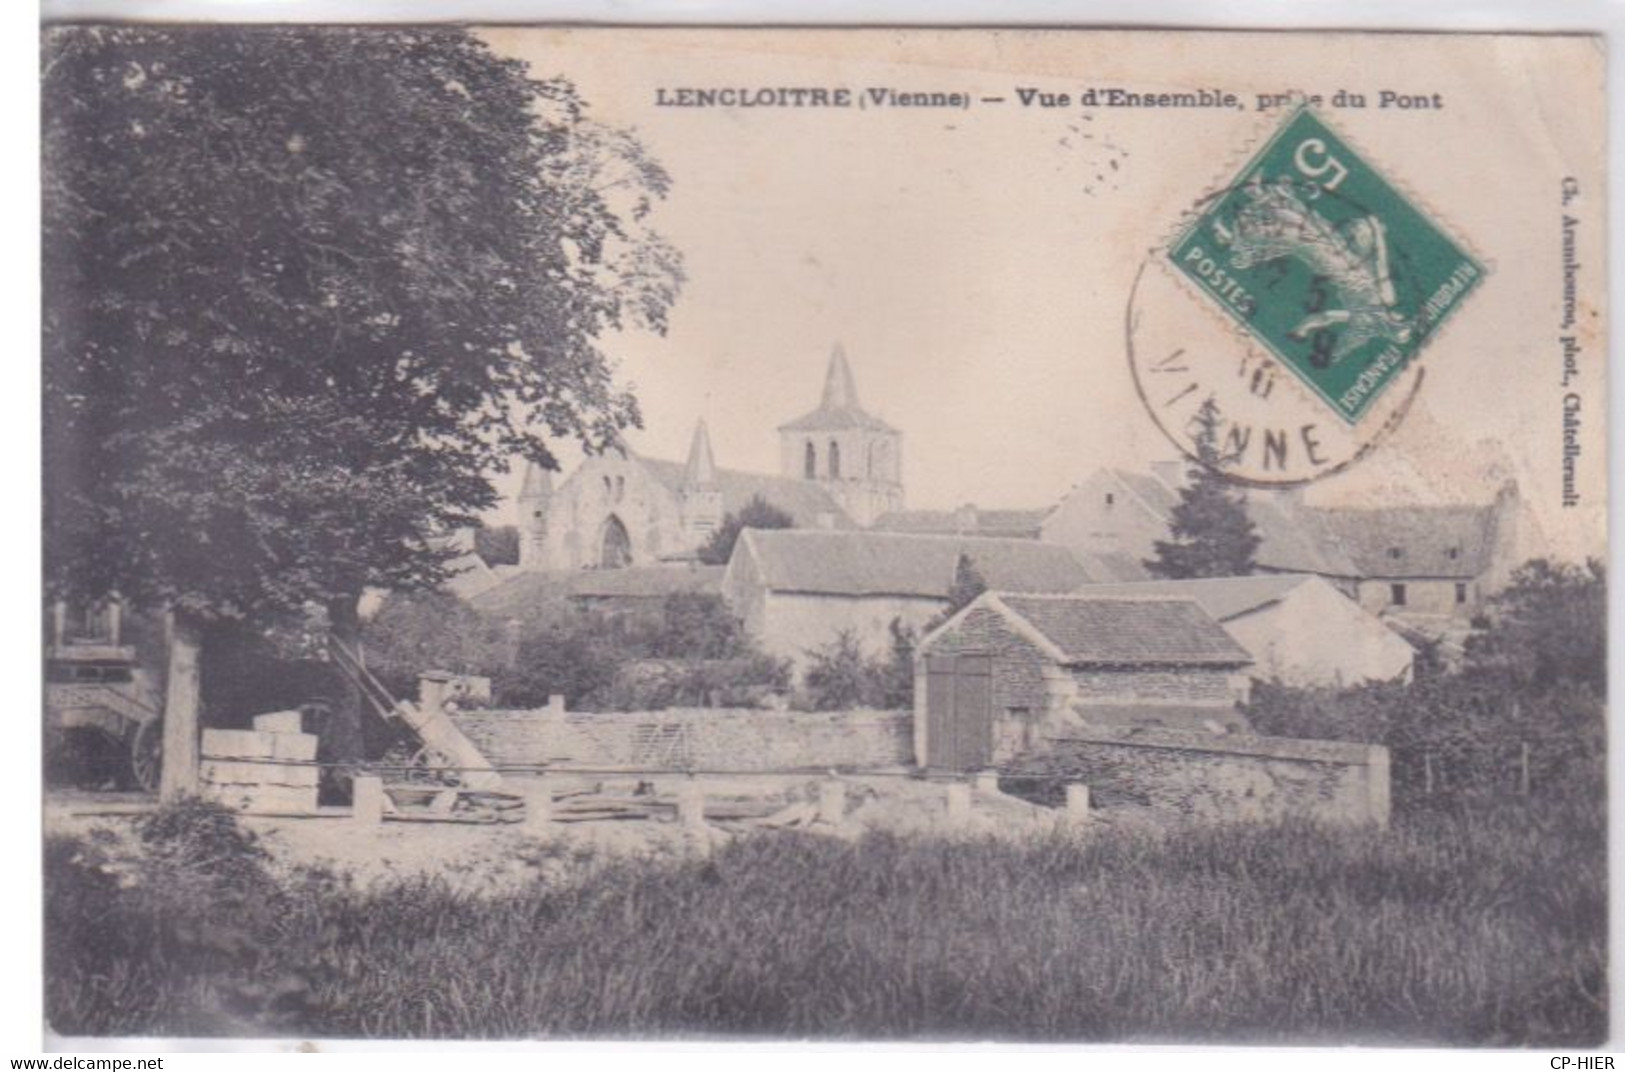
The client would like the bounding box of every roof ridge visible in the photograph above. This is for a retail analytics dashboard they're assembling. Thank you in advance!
[751,528,1067,549]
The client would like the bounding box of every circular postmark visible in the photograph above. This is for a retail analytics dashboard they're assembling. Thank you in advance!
[1127,106,1484,487]
[1126,247,1424,489]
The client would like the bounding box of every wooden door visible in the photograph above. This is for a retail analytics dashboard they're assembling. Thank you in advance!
[925,653,993,771]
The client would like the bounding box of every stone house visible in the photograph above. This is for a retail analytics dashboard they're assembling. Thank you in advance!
[1080,574,1416,687]
[913,592,1253,771]
[1040,465,1520,618]
[720,529,1095,671]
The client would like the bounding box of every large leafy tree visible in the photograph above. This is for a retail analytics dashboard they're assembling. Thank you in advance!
[696,494,794,565]
[43,26,683,792]
[1145,397,1261,579]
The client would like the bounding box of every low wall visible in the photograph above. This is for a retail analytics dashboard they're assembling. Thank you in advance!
[452,706,913,772]
[1011,726,1390,826]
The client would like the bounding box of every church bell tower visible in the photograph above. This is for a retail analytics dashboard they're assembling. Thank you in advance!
[777,344,903,527]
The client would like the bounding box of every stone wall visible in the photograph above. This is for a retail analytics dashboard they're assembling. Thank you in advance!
[1011,726,1390,826]
[453,706,913,772]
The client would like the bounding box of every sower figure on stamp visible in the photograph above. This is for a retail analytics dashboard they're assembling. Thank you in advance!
[1212,174,1414,362]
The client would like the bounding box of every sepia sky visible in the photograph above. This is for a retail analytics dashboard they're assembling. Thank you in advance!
[480,28,1605,560]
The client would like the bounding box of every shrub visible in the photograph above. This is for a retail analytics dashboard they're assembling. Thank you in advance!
[497,592,785,710]
[361,590,508,698]
[801,627,912,711]
[601,654,791,710]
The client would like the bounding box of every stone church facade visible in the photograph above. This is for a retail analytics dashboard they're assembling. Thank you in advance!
[517,345,905,571]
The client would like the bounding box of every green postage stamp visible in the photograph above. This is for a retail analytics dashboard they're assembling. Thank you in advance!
[1170,106,1486,424]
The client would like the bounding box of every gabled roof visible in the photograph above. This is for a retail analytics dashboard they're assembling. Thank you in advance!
[1078,574,1319,622]
[1313,505,1498,579]
[988,593,1252,666]
[778,344,898,434]
[1081,552,1154,583]
[640,458,852,529]
[469,565,725,616]
[1092,466,1500,581]
[1110,468,1180,515]
[736,529,1095,599]
[873,506,1050,539]
[1247,497,1361,577]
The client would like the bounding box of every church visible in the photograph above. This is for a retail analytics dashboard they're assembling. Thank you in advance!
[516,345,905,571]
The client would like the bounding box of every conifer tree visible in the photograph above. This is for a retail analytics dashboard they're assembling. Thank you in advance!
[1145,397,1262,579]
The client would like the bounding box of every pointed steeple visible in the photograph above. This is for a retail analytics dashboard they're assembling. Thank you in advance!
[821,343,861,411]
[683,419,717,487]
[519,459,554,500]
[778,343,896,433]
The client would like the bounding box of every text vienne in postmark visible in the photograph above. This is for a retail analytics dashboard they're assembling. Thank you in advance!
[1129,104,1487,485]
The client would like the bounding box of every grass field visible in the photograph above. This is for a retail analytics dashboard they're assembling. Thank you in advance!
[45,790,1605,1043]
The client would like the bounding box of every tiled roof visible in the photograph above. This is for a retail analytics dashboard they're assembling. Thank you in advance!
[1078,574,1317,621]
[872,507,1050,539]
[1247,497,1361,577]
[469,566,725,616]
[1107,467,1498,581]
[994,593,1252,666]
[1081,552,1155,583]
[738,529,1096,599]
[640,458,852,529]
[1111,469,1180,515]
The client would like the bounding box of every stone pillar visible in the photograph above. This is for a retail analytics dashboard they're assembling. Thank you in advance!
[527,776,553,835]
[677,779,705,829]
[945,782,972,823]
[1065,783,1091,821]
[352,776,385,826]
[817,780,846,825]
[974,770,1000,796]
[1366,745,1391,828]
[547,694,567,717]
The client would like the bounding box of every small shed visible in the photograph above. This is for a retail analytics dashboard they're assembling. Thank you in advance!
[914,592,1252,771]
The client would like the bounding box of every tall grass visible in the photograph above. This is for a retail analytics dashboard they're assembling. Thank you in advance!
[46,792,1604,1043]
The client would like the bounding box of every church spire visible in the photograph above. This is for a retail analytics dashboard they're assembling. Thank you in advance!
[683,418,717,486]
[821,342,860,411]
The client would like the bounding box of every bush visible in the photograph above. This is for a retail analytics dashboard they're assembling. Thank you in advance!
[601,654,791,710]
[800,624,913,711]
[498,592,786,710]
[1242,558,1607,812]
[361,590,508,698]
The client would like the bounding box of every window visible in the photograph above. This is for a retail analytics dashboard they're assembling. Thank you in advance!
[1387,547,1403,559]
[1455,582,1468,605]
[1105,492,1115,506]
[1390,583,1407,606]
[804,441,816,479]
[829,439,841,479]
[1447,547,1460,560]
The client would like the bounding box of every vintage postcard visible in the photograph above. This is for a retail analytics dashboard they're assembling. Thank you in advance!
[40,24,1607,1046]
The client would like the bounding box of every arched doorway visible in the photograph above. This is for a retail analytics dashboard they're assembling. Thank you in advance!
[599,515,633,569]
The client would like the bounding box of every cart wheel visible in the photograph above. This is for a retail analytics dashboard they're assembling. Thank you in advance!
[129,718,162,794]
